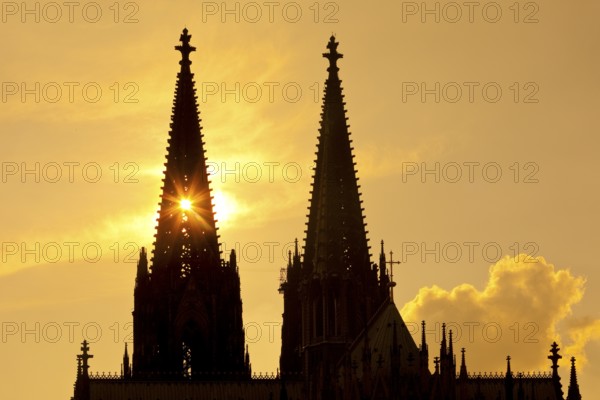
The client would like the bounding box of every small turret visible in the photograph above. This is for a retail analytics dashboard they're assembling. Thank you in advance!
[505,355,514,400]
[135,247,148,285]
[440,323,447,375]
[419,320,429,373]
[459,348,469,400]
[122,343,131,379]
[73,341,93,400]
[567,357,582,400]
[459,348,468,379]
[548,342,564,399]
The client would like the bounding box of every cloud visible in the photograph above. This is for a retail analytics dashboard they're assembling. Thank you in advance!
[563,317,600,368]
[400,254,597,374]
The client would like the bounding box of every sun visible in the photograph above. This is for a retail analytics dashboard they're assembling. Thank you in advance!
[180,199,192,210]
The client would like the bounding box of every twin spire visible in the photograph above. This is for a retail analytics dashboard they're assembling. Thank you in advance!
[304,34,372,277]
[151,27,220,278]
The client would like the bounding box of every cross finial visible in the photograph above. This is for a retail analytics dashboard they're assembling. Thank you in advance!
[176,28,196,67]
[386,250,400,301]
[323,35,343,72]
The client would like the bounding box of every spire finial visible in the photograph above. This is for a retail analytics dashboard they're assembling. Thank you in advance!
[323,35,343,72]
[176,28,196,67]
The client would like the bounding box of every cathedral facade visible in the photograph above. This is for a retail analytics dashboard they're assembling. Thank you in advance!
[71,30,582,400]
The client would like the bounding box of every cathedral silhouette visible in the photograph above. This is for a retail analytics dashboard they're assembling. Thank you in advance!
[71,29,582,400]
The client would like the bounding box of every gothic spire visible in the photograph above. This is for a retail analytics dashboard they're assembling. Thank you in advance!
[567,357,582,400]
[420,320,429,379]
[440,323,447,359]
[420,320,428,353]
[122,343,131,379]
[459,348,468,379]
[303,35,370,277]
[132,29,247,380]
[151,28,220,278]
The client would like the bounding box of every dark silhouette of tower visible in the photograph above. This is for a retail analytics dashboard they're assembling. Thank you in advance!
[132,29,248,379]
[279,35,390,399]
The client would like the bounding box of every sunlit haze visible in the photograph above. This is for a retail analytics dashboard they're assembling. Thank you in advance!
[0,1,599,399]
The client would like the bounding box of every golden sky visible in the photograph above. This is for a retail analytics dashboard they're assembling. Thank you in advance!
[1,1,599,399]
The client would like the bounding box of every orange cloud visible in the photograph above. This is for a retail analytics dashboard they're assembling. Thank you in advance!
[400,254,595,374]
